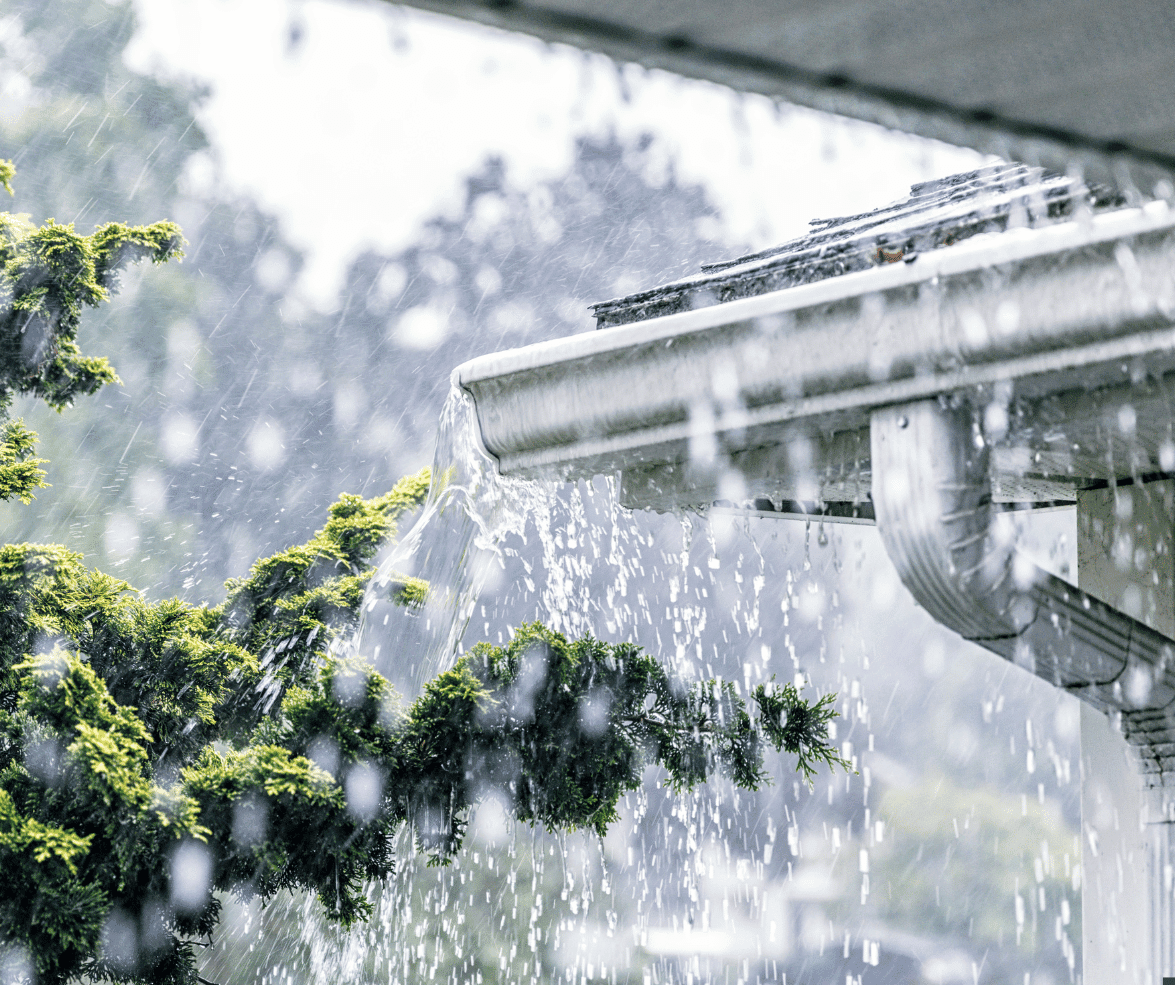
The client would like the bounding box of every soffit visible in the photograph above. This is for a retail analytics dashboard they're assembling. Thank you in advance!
[393,0,1175,192]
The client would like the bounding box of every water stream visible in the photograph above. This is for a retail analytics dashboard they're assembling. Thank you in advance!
[352,383,715,698]
[200,385,1086,985]
[352,384,554,696]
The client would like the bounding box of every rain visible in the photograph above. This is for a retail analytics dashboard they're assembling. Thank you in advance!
[0,0,1170,983]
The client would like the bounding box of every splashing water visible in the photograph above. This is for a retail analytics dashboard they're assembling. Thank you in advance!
[198,384,1088,985]
[351,383,555,696]
[349,382,700,697]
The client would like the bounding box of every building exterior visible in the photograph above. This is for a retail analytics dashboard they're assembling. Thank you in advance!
[457,165,1175,981]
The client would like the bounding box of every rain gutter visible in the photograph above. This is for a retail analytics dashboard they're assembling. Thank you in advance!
[454,199,1175,779]
[457,200,1175,493]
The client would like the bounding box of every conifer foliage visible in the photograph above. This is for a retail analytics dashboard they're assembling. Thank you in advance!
[0,170,182,506]
[0,167,848,984]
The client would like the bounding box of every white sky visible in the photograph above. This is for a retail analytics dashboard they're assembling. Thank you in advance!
[126,0,989,307]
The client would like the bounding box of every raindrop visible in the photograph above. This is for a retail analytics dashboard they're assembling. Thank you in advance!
[246,420,287,471]
[101,909,138,974]
[170,841,211,913]
[395,306,450,349]
[345,762,384,821]
[307,736,340,778]
[103,514,141,559]
[160,412,199,464]
[231,793,269,848]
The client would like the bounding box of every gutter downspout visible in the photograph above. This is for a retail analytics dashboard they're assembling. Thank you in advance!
[871,396,1175,980]
[871,396,1175,775]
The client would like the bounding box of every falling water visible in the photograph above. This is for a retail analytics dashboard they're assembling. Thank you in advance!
[198,385,1087,985]
[349,382,708,698]
[351,383,556,696]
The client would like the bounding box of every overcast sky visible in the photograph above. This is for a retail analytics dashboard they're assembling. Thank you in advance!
[127,0,988,307]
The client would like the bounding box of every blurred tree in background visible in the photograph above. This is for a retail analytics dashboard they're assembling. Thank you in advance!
[872,776,1080,980]
[0,0,728,603]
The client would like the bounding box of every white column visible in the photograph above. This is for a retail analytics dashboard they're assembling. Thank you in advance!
[1076,481,1175,984]
[1078,702,1152,982]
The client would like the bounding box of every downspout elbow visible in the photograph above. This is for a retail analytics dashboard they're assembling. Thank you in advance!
[871,398,1175,780]
[871,399,1032,644]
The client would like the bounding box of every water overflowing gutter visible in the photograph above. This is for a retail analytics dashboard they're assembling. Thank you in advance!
[457,200,1175,512]
[455,198,1175,779]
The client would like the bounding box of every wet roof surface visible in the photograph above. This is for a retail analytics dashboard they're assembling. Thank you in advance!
[590,163,1123,328]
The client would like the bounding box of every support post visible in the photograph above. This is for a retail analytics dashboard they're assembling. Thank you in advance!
[1077,481,1175,983]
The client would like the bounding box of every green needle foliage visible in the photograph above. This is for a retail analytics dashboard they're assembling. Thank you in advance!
[0,166,849,984]
[0,419,46,505]
[0,159,183,506]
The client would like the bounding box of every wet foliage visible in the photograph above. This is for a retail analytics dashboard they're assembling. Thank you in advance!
[410,625,848,851]
[0,181,182,504]
[0,460,429,983]
[0,503,845,984]
[0,172,846,984]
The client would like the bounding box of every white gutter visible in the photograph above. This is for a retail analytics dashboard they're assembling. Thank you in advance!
[457,200,1175,484]
[454,198,1175,771]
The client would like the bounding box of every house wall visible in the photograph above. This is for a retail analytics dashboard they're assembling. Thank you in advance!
[1077,481,1175,983]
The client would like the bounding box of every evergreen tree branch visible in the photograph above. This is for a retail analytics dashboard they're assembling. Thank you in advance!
[1,473,847,984]
[0,169,185,414]
[0,419,48,503]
